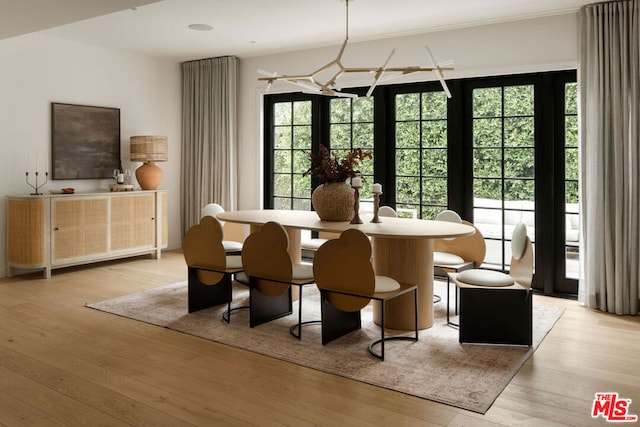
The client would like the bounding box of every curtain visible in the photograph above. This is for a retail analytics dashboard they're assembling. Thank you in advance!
[579,0,640,314]
[181,56,238,235]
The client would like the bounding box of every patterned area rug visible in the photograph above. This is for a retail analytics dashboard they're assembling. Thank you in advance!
[86,281,564,414]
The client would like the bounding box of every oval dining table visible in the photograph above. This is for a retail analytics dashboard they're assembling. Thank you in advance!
[217,209,475,331]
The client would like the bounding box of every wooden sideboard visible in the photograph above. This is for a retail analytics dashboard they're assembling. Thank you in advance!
[7,190,168,278]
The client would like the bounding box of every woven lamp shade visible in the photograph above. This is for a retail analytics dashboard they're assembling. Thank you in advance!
[130,135,168,190]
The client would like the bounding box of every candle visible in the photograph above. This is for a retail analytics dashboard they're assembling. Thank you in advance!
[351,177,362,187]
[372,183,382,193]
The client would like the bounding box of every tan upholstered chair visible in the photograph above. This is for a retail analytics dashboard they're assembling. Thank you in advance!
[449,222,533,345]
[201,203,245,253]
[313,229,418,360]
[182,216,243,315]
[433,210,486,326]
[241,221,319,338]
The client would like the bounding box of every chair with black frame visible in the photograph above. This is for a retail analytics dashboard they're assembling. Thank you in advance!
[313,228,419,361]
[182,216,244,316]
[201,203,245,254]
[448,222,533,346]
[241,221,319,339]
[433,209,486,326]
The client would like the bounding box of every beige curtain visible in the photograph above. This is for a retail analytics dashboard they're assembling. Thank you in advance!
[181,56,238,235]
[579,0,640,314]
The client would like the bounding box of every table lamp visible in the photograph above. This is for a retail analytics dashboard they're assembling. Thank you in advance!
[130,135,168,190]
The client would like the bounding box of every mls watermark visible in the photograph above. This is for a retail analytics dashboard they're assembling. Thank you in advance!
[592,393,638,422]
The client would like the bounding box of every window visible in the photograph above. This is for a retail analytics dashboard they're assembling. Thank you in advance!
[264,70,578,296]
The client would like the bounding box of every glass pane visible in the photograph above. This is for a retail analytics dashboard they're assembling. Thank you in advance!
[474,178,502,201]
[565,148,578,180]
[504,209,535,239]
[330,98,350,123]
[504,117,534,147]
[422,121,447,148]
[293,150,309,173]
[474,148,502,178]
[274,103,291,125]
[274,197,291,210]
[353,97,374,122]
[358,156,374,176]
[396,176,421,203]
[422,205,443,220]
[422,177,447,204]
[423,149,447,177]
[331,124,351,149]
[274,150,291,173]
[504,85,534,116]
[504,179,534,202]
[422,92,447,119]
[566,116,578,147]
[396,149,420,176]
[565,82,578,114]
[293,125,311,149]
[353,123,374,149]
[474,208,503,239]
[566,180,579,204]
[293,198,311,210]
[396,122,420,148]
[473,87,502,117]
[274,126,291,149]
[397,203,419,219]
[274,174,291,197]
[293,174,311,198]
[293,101,311,125]
[504,148,534,178]
[473,118,502,147]
[396,93,420,120]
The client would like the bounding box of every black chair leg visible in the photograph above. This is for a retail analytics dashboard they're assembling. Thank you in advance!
[187,267,232,313]
[320,292,361,345]
[249,284,292,328]
[289,286,321,340]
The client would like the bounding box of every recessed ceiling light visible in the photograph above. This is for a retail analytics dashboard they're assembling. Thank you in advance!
[188,24,214,31]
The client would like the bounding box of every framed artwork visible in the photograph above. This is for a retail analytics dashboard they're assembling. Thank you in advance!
[51,102,120,179]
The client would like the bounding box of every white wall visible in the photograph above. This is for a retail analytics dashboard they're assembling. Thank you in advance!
[238,13,579,210]
[0,33,182,277]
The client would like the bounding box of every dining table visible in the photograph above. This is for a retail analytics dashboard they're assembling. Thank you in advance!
[217,209,475,330]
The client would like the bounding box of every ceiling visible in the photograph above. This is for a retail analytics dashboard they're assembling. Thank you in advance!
[4,0,593,62]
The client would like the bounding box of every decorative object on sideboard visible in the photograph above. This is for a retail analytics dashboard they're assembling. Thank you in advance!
[304,145,372,221]
[371,183,383,223]
[350,176,363,224]
[25,170,48,195]
[51,103,120,180]
[130,135,168,190]
[258,0,453,99]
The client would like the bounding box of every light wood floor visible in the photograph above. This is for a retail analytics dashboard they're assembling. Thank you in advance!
[1,250,639,426]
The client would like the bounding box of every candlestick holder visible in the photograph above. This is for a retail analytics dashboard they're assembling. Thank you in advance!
[350,184,363,224]
[371,192,382,223]
[25,171,48,195]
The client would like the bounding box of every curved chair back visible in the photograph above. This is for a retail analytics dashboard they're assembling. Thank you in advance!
[436,209,462,223]
[314,229,375,312]
[434,220,486,267]
[183,216,227,285]
[201,203,225,220]
[241,221,292,296]
[509,222,534,290]
[378,206,398,217]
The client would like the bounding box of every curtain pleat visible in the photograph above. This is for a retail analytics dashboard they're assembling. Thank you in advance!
[181,56,238,235]
[579,0,640,314]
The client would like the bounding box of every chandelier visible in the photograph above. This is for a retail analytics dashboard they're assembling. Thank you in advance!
[258,0,453,98]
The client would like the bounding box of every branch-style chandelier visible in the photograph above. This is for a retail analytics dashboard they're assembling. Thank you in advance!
[258,0,453,98]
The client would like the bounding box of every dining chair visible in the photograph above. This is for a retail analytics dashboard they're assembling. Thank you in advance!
[313,228,418,360]
[433,209,486,326]
[241,221,320,338]
[201,203,245,254]
[182,216,244,315]
[449,222,533,345]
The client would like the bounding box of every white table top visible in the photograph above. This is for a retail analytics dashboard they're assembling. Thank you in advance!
[217,209,474,240]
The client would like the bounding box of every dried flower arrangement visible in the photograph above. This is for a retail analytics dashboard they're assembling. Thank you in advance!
[303,145,372,184]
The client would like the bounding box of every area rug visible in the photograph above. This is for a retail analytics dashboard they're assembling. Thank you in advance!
[86,281,564,414]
